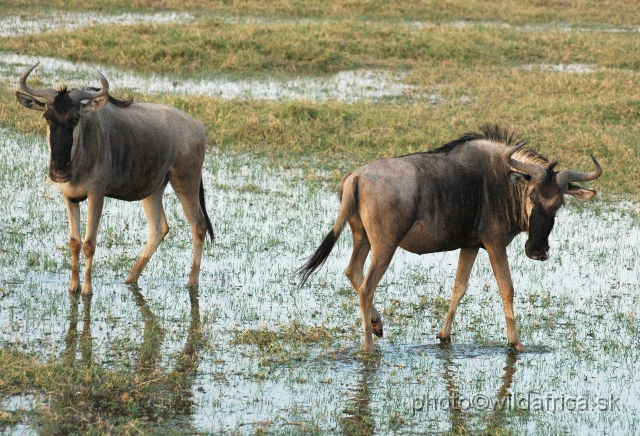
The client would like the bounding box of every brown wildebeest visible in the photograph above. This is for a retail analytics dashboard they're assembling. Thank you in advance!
[16,63,214,296]
[297,124,602,353]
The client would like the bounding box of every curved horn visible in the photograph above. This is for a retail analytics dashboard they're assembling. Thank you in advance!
[91,67,109,98]
[19,62,59,100]
[556,155,603,187]
[503,144,547,184]
[68,67,110,103]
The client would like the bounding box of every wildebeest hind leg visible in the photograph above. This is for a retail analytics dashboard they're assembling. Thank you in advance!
[172,180,207,287]
[126,181,169,283]
[345,222,383,337]
[437,247,479,343]
[357,246,396,353]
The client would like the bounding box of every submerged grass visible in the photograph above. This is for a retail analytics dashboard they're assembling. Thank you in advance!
[3,20,640,77]
[233,320,333,350]
[5,0,640,27]
[231,320,343,367]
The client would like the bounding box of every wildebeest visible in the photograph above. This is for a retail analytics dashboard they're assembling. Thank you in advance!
[16,63,214,295]
[297,124,602,353]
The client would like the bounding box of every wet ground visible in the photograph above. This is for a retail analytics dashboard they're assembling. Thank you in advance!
[1,125,639,433]
[0,53,423,102]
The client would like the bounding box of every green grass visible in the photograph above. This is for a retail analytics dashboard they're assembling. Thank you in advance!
[3,20,640,77]
[5,0,640,27]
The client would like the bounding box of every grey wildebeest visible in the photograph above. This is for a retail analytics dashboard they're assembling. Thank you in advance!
[16,63,214,296]
[297,124,602,353]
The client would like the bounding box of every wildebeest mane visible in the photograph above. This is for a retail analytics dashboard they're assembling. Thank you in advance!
[428,123,554,169]
[80,86,134,108]
[53,86,134,109]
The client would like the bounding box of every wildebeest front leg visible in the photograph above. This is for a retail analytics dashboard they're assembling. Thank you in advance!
[126,182,169,283]
[345,221,383,337]
[64,197,81,293]
[486,245,524,352]
[437,247,479,343]
[81,194,104,296]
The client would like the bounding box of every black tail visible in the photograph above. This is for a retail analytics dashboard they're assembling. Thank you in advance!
[295,173,358,289]
[199,179,214,243]
[296,230,340,289]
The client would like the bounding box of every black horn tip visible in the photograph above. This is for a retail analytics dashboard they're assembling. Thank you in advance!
[591,154,603,177]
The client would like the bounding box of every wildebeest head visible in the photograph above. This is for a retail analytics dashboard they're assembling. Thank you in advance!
[504,145,602,261]
[15,63,111,183]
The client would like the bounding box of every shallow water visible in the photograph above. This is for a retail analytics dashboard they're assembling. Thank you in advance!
[1,128,639,434]
[0,11,195,38]
[0,53,424,103]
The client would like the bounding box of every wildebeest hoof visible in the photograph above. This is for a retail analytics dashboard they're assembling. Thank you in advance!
[124,274,138,284]
[371,318,383,338]
[437,333,452,343]
[508,341,524,352]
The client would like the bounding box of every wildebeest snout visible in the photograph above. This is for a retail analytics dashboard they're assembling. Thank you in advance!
[525,239,550,261]
[49,162,71,183]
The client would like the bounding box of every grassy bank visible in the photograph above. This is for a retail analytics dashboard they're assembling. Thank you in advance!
[3,20,640,77]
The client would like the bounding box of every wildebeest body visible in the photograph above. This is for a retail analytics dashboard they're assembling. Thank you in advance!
[16,63,214,296]
[297,125,602,353]
[361,141,532,255]
[63,102,204,202]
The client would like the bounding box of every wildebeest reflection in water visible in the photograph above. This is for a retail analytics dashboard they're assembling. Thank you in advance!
[57,286,204,429]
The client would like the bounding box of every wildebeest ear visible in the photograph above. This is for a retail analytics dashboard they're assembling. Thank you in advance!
[81,94,109,112]
[16,91,45,111]
[509,171,533,186]
[566,183,596,200]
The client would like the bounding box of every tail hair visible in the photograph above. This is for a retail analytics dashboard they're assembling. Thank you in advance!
[199,179,215,243]
[295,173,357,289]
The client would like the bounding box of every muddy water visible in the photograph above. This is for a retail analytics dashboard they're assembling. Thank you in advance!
[1,128,639,434]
